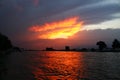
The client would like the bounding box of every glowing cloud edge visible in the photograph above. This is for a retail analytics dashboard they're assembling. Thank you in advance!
[29,16,84,39]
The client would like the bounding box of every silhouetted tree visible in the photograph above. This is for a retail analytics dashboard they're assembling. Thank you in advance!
[0,33,12,51]
[65,46,70,51]
[46,47,55,51]
[13,47,22,52]
[96,41,107,51]
[112,39,120,49]
[91,48,96,52]
[80,48,88,51]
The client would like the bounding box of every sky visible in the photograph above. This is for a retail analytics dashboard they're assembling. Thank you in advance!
[0,0,120,49]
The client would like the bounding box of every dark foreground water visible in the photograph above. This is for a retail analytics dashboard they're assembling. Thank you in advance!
[0,51,120,80]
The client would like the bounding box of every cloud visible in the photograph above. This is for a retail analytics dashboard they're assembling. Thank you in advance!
[0,0,120,31]
[33,0,39,7]
[48,0,120,25]
[29,17,84,39]
[0,0,120,46]
[81,18,120,30]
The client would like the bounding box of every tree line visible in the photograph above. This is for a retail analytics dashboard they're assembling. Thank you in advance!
[96,39,120,51]
[0,32,120,52]
[0,33,13,51]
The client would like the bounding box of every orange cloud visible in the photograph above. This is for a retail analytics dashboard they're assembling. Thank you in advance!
[29,17,84,39]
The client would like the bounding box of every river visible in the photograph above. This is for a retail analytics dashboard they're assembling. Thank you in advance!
[0,51,120,80]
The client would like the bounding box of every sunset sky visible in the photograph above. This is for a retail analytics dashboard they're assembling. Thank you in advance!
[0,0,120,49]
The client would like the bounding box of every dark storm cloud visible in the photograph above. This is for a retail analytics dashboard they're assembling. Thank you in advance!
[46,0,120,25]
[0,0,120,36]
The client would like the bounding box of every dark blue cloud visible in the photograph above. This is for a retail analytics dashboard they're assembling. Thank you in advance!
[0,0,120,37]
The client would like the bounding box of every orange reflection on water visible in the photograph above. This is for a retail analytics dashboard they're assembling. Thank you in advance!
[32,51,86,80]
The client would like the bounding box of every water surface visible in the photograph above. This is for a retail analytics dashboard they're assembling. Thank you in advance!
[1,51,120,80]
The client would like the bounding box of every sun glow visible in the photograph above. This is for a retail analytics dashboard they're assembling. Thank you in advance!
[29,17,84,39]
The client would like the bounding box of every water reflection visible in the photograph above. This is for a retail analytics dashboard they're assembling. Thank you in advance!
[1,51,120,80]
[30,51,87,80]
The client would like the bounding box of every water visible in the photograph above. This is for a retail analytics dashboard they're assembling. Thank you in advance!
[1,51,120,80]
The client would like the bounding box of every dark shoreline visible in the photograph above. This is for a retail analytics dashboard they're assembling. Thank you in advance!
[25,49,120,52]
